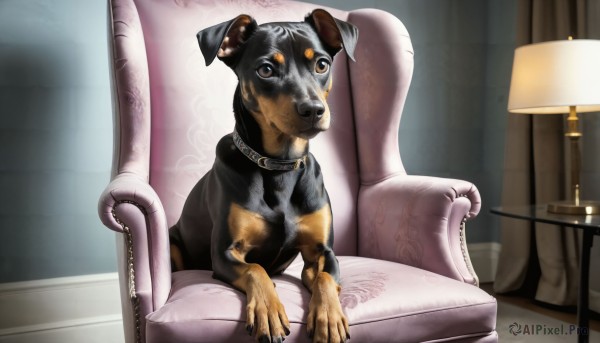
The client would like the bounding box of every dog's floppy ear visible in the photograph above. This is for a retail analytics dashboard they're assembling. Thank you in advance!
[305,9,359,61]
[197,14,258,67]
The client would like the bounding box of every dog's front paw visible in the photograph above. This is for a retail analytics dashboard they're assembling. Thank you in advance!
[245,290,290,343]
[306,274,350,343]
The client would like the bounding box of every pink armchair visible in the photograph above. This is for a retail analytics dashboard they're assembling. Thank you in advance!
[98,0,497,342]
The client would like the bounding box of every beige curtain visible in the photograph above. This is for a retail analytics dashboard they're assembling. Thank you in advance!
[495,0,600,312]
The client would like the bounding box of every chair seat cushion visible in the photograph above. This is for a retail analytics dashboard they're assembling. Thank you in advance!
[146,256,496,343]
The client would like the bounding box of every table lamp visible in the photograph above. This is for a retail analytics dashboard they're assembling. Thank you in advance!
[507,38,600,215]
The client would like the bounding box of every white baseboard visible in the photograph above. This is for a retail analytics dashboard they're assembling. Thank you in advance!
[0,273,124,343]
[468,242,501,284]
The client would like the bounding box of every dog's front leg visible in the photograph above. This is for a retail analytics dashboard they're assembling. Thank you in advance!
[213,204,290,343]
[231,263,290,343]
[297,206,349,343]
[301,248,349,343]
[215,254,290,343]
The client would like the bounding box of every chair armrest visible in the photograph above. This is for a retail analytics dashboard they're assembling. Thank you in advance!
[102,0,162,340]
[97,172,171,340]
[358,174,481,285]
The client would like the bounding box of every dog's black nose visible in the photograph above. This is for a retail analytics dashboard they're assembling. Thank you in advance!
[297,100,325,120]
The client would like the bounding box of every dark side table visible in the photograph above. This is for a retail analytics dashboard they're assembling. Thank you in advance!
[491,205,600,343]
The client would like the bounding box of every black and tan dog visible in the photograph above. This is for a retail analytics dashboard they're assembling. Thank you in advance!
[169,9,358,343]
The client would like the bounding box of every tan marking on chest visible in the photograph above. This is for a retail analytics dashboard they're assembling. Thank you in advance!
[228,203,269,262]
[296,204,332,257]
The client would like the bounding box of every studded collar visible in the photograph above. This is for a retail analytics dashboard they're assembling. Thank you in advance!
[232,130,307,171]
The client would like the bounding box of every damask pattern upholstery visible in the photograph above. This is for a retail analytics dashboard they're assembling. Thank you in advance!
[98,0,498,342]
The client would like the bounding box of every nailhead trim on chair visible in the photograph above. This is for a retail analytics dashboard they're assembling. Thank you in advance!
[111,200,145,343]
[455,193,479,287]
[459,220,479,286]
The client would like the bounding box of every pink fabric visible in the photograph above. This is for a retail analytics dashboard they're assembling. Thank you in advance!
[146,257,496,343]
[468,333,499,343]
[98,173,172,341]
[97,0,497,342]
[109,0,152,180]
[358,175,481,284]
[347,9,413,184]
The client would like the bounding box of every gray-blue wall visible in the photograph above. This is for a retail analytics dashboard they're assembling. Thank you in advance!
[0,0,115,282]
[0,0,516,282]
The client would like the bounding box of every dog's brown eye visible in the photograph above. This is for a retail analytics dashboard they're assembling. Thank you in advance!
[315,58,330,74]
[257,64,274,78]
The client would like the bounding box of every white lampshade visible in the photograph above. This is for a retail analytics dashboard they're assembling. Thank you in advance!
[507,39,600,114]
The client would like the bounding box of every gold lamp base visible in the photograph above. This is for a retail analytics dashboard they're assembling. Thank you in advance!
[547,200,600,215]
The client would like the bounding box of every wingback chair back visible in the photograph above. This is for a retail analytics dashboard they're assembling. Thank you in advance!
[100,1,497,342]
[113,0,412,255]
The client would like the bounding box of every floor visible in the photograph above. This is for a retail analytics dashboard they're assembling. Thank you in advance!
[481,283,600,342]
